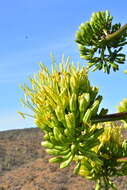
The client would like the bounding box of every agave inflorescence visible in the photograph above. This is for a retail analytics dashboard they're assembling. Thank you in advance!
[19,55,106,168]
[19,9,127,190]
[76,121,127,189]
[75,10,127,74]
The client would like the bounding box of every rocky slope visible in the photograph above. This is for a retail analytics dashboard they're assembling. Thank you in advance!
[0,128,127,190]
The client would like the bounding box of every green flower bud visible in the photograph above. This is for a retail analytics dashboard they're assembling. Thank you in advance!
[41,141,54,149]
[55,105,66,125]
[70,93,77,112]
[78,93,90,121]
[70,74,79,93]
[90,95,103,117]
[60,154,74,168]
[49,157,64,163]
[79,93,90,111]
[65,112,76,131]
[83,108,92,124]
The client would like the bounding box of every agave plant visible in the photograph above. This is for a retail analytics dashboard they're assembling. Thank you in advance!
[19,10,127,190]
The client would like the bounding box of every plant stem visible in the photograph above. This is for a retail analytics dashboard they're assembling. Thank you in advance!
[105,24,127,42]
[103,176,109,190]
[91,112,127,124]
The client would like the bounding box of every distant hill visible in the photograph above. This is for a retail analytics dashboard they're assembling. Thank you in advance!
[0,127,127,190]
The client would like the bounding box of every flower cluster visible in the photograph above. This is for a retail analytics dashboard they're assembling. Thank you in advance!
[75,10,127,74]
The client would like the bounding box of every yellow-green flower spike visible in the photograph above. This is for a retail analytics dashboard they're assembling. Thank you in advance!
[19,55,108,179]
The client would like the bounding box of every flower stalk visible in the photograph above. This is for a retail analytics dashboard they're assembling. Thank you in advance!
[92,112,127,124]
[104,24,127,42]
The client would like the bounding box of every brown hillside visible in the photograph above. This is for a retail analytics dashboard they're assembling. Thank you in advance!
[0,128,127,190]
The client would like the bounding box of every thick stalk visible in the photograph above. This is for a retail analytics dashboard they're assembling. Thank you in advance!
[105,24,127,42]
[91,112,127,124]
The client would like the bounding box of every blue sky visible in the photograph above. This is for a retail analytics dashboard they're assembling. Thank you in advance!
[1,0,127,131]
